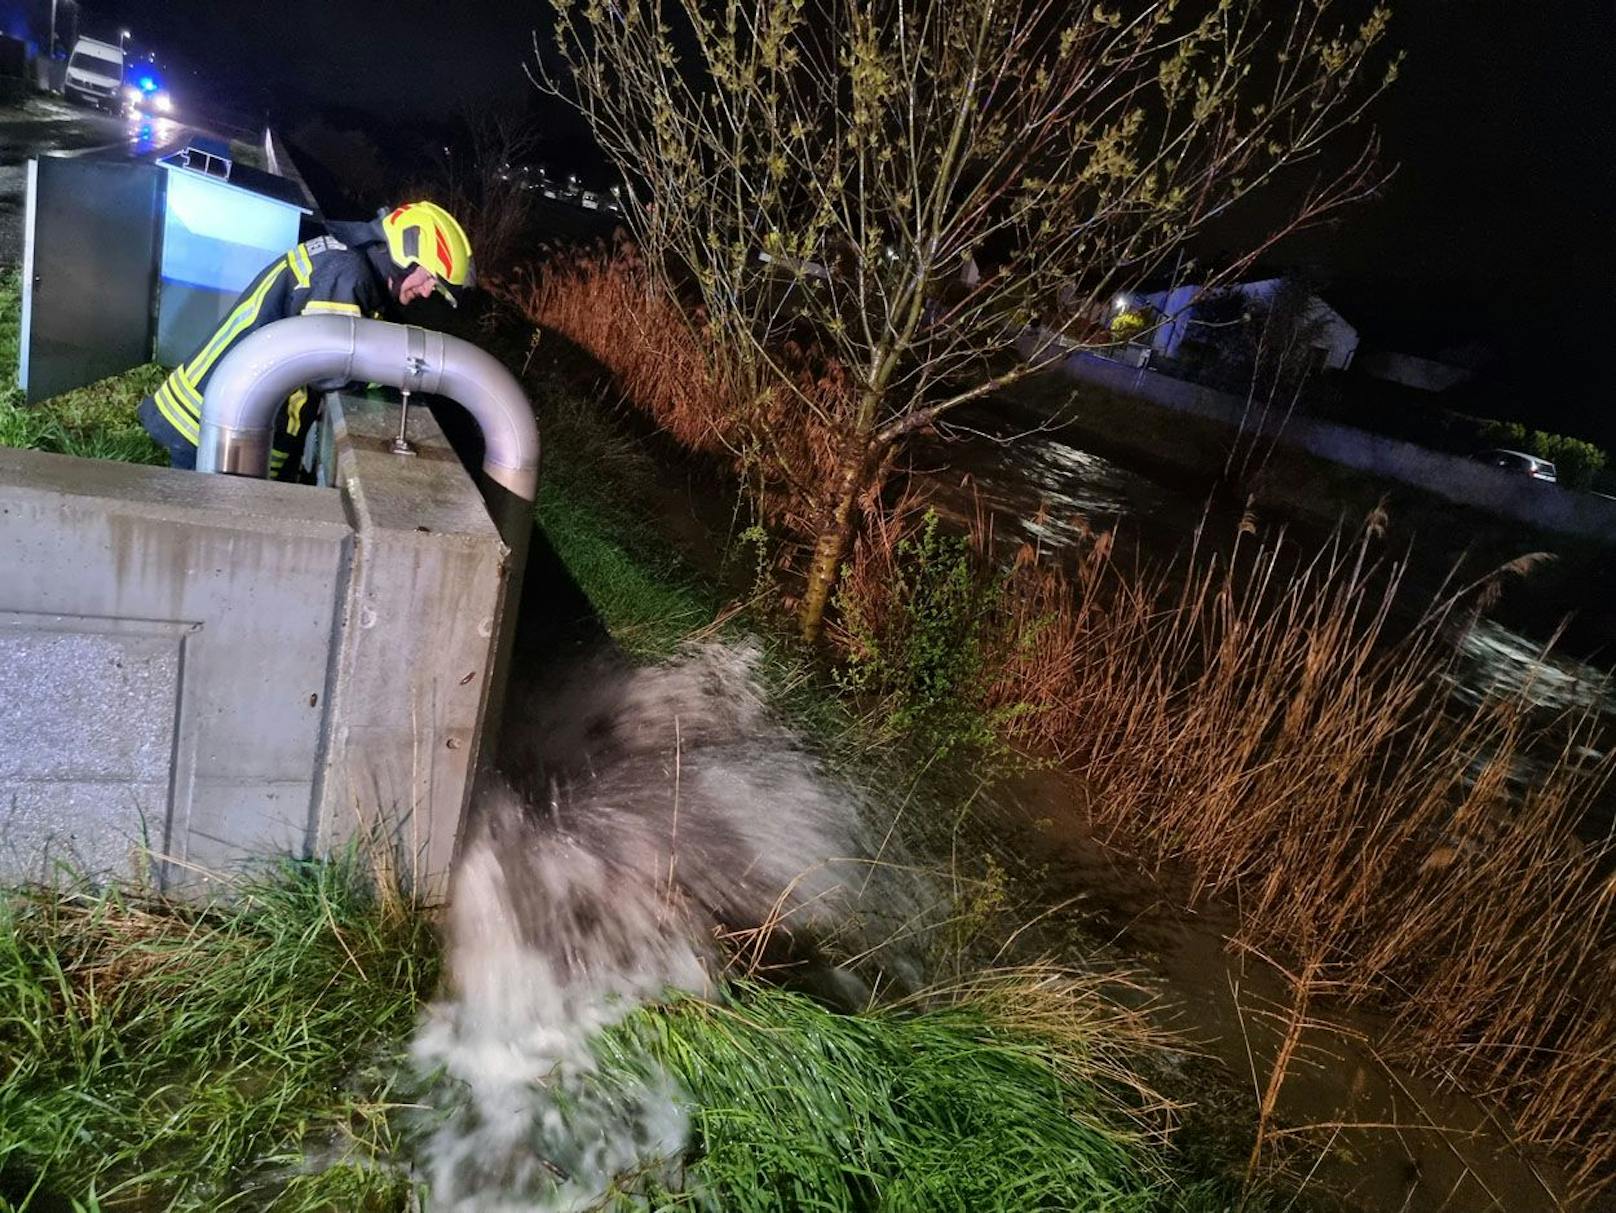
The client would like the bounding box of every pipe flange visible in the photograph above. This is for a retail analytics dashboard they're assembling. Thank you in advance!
[401,326,430,396]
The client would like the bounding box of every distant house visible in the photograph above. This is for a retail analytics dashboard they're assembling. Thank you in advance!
[1130,278,1360,373]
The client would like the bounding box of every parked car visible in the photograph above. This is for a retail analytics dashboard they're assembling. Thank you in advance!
[1476,448,1558,483]
[64,36,125,109]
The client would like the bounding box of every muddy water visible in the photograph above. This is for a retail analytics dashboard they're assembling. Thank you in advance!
[417,644,924,1211]
[912,414,1616,772]
[907,414,1613,1210]
[994,770,1577,1212]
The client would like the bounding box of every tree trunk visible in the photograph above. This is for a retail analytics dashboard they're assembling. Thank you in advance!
[797,434,873,643]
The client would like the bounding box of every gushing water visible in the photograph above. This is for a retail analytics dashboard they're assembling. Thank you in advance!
[408,643,918,1210]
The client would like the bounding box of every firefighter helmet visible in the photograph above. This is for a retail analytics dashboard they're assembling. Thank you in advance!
[380,201,476,304]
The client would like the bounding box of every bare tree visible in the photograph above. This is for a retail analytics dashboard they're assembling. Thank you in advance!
[537,0,1398,639]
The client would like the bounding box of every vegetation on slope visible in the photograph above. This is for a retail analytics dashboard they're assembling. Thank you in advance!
[0,269,166,465]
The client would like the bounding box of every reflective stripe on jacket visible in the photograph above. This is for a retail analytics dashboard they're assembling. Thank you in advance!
[149,236,388,467]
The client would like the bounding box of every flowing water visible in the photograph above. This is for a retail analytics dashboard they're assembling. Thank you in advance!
[915,413,1616,801]
[407,643,922,1211]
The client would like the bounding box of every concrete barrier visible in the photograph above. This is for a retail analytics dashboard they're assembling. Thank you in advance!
[1021,330,1616,543]
[0,391,517,894]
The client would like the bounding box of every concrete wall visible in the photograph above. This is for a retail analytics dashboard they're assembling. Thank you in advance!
[1020,329,1616,542]
[0,392,515,894]
[311,396,512,890]
[0,452,351,885]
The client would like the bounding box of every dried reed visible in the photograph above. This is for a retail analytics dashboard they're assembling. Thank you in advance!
[520,253,1616,1193]
[859,504,1616,1193]
[502,245,853,541]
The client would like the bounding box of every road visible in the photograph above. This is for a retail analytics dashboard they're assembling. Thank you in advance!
[0,94,206,266]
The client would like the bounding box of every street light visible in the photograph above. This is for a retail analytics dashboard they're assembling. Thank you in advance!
[119,29,133,50]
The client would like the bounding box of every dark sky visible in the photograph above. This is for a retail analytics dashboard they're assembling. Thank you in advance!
[1291,1,1616,441]
[105,0,1616,442]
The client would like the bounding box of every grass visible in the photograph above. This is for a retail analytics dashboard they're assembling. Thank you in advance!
[0,859,1257,1213]
[0,856,436,1211]
[608,978,1169,1212]
[533,381,718,659]
[0,268,166,466]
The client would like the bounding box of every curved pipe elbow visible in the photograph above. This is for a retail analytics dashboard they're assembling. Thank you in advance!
[196,315,540,504]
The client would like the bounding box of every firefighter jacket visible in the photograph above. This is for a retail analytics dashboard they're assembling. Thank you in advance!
[140,220,393,478]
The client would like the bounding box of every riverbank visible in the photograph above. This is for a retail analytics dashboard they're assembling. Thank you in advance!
[0,274,1601,1208]
[497,289,1609,1208]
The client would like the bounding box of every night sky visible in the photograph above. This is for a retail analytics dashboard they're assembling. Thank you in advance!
[104,0,1616,444]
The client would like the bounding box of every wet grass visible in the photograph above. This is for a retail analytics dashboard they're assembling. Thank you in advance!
[0,269,166,466]
[533,377,720,659]
[0,857,436,1211]
[0,859,1267,1212]
[612,979,1171,1212]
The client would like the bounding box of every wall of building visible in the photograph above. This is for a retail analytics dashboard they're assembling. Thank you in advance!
[1356,349,1474,393]
[0,392,516,894]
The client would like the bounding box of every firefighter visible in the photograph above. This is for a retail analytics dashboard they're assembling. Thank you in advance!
[138,200,476,478]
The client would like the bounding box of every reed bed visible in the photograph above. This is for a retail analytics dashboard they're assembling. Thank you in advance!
[844,503,1616,1193]
[503,244,855,541]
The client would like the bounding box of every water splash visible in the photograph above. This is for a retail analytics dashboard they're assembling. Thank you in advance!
[408,643,920,1209]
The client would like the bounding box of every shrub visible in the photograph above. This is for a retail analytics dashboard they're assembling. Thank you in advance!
[1535,432,1607,489]
[1478,419,1530,450]
[832,508,1008,759]
[1479,419,1608,490]
[1110,307,1153,345]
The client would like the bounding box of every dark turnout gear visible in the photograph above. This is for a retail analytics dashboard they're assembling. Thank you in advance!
[139,219,393,478]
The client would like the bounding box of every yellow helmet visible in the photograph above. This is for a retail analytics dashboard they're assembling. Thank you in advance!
[380,201,476,304]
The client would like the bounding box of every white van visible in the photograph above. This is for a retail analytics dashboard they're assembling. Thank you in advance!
[64,37,124,109]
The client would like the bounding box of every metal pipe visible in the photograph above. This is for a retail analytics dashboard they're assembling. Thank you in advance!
[196,315,540,509]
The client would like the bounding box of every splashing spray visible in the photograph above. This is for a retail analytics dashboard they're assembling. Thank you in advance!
[408,643,921,1209]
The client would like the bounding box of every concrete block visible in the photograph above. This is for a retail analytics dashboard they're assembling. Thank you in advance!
[314,394,513,896]
[0,447,351,888]
[0,392,520,896]
[0,614,190,882]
